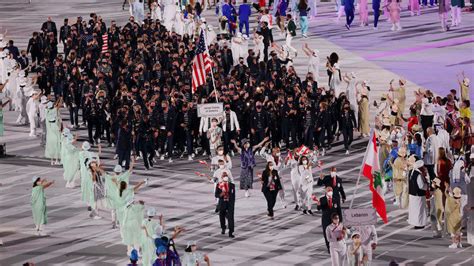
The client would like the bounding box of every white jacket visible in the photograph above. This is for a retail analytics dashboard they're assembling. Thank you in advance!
[221,110,240,132]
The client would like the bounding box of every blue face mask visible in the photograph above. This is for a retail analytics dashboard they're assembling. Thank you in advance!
[160,255,167,260]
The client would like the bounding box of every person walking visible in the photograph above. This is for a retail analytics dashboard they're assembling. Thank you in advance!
[215,172,236,238]
[31,176,54,236]
[261,161,282,218]
[297,0,309,38]
[339,103,357,154]
[326,213,347,265]
[344,0,355,30]
[316,186,340,252]
[238,0,252,38]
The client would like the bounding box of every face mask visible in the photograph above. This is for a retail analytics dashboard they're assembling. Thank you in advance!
[217,150,224,155]
[222,176,229,182]
[269,166,274,171]
[331,172,336,177]
[302,160,308,165]
[211,122,217,127]
[396,132,403,138]
[219,165,225,169]
[276,152,281,157]
[327,191,333,197]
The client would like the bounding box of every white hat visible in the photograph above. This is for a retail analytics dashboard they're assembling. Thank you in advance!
[32,175,40,183]
[452,187,462,198]
[146,207,156,217]
[18,71,26,78]
[113,165,123,173]
[463,78,470,86]
[47,101,54,109]
[82,141,91,151]
[186,240,197,248]
[40,96,48,104]
[201,18,206,23]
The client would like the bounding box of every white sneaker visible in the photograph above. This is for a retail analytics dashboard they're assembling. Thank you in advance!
[160,155,165,161]
[391,24,396,31]
[188,155,193,161]
[345,150,350,155]
[202,151,207,156]
[321,148,326,156]
[230,151,235,157]
[136,156,141,160]
[168,158,173,163]
[93,216,102,220]
[39,231,48,236]
[191,153,195,158]
[245,190,250,198]
[113,154,118,159]
[449,243,457,249]
[458,243,463,248]
[155,150,160,157]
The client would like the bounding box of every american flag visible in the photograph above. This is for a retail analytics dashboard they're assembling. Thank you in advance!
[191,30,212,93]
[101,34,108,53]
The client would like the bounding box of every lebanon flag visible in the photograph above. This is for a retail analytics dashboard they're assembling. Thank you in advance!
[362,130,388,223]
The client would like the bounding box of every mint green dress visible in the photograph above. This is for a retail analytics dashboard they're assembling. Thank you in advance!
[141,219,160,266]
[120,190,144,246]
[62,139,80,183]
[117,188,134,226]
[0,108,4,136]
[105,171,130,209]
[31,186,47,225]
[79,150,96,207]
[44,108,61,159]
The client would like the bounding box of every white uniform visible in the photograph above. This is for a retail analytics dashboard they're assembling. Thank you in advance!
[288,158,301,206]
[307,52,320,82]
[15,84,28,124]
[231,35,248,66]
[132,0,145,23]
[26,95,40,136]
[326,223,347,266]
[351,225,377,265]
[151,1,163,21]
[298,165,314,211]
[174,11,185,35]
[163,0,177,31]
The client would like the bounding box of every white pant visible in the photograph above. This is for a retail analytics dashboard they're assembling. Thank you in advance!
[330,244,347,266]
[362,243,373,264]
[285,35,297,56]
[451,7,461,26]
[28,114,37,135]
[291,172,301,206]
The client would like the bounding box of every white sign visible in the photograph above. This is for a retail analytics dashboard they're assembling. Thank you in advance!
[343,208,377,226]
[197,103,223,117]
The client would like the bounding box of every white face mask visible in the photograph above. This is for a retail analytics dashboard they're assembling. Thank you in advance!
[211,122,217,127]
[302,160,308,165]
[330,172,336,177]
[327,191,333,197]
[276,152,281,157]
[222,176,229,182]
[219,165,225,169]
[217,150,224,155]
[269,166,274,171]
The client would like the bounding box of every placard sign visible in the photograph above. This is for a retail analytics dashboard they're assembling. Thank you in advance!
[343,208,377,226]
[197,103,223,117]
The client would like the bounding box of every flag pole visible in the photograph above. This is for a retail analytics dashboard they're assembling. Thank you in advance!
[349,128,373,209]
[201,27,219,103]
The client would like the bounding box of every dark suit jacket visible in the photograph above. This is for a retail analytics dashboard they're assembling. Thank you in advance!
[317,196,341,227]
[317,175,346,202]
[261,170,282,193]
[215,182,236,208]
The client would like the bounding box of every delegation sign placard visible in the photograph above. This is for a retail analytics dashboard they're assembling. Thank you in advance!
[343,208,377,226]
[197,103,223,117]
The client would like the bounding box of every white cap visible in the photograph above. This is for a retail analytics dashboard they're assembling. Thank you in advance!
[186,240,197,248]
[201,18,206,23]
[47,101,54,109]
[82,141,91,151]
[113,165,123,173]
[146,207,156,217]
[32,175,40,183]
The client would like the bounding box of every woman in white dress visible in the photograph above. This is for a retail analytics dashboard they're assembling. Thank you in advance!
[343,72,358,120]
[174,10,185,35]
[184,12,195,37]
[132,0,145,23]
[151,0,163,21]
[328,62,343,98]
[253,31,265,63]
[163,0,177,31]
[231,32,248,66]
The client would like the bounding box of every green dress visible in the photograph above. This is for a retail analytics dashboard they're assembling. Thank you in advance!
[105,171,130,209]
[141,219,160,266]
[121,202,144,246]
[62,139,80,183]
[44,108,61,159]
[31,186,47,225]
[117,188,134,226]
[79,150,97,207]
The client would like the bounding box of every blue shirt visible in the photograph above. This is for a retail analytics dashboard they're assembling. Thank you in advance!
[278,0,288,16]
[239,4,251,21]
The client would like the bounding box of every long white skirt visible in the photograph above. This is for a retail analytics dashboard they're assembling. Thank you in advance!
[408,195,427,227]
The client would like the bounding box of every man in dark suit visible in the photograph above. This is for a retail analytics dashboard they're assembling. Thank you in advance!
[339,103,357,154]
[59,18,71,47]
[317,166,346,208]
[316,186,340,253]
[215,172,236,238]
[41,17,58,40]
[18,50,29,71]
[27,32,43,65]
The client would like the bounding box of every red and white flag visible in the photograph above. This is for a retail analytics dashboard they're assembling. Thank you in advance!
[362,131,388,223]
[296,145,310,156]
[191,30,212,93]
[101,34,108,53]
